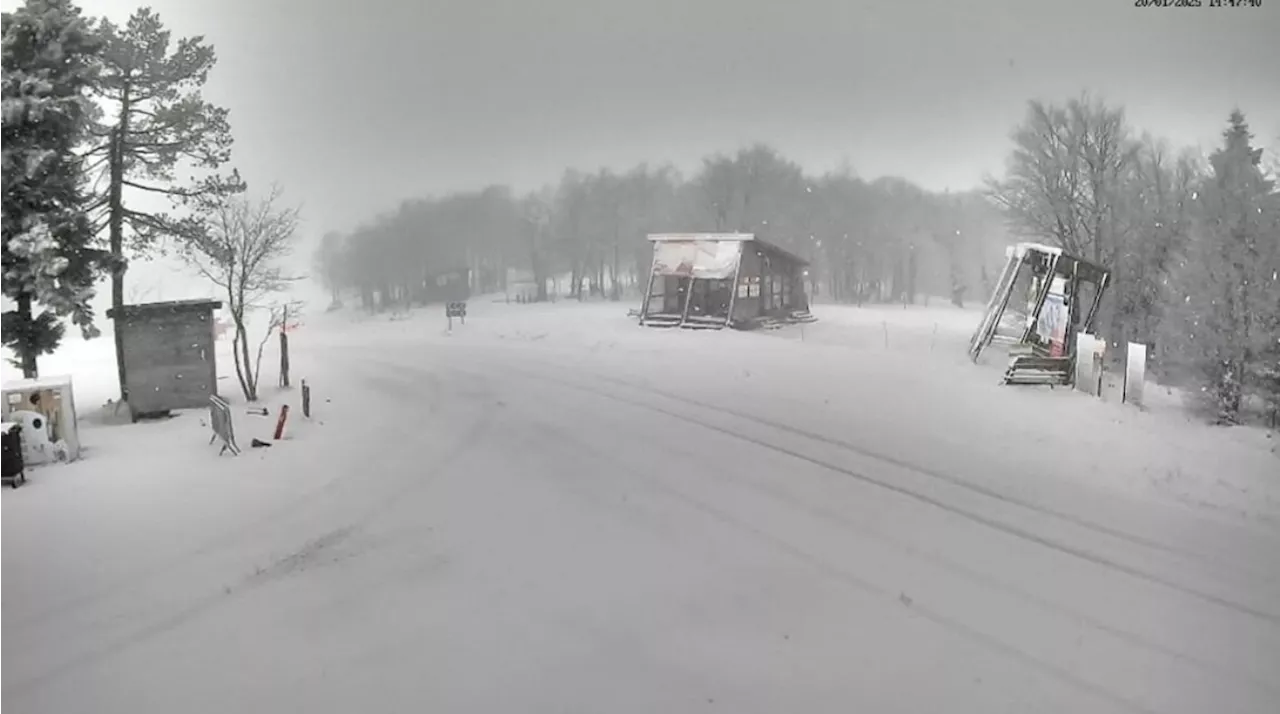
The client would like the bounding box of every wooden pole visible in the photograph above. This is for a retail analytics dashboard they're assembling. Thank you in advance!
[273,404,290,440]
[278,305,291,388]
[678,276,696,327]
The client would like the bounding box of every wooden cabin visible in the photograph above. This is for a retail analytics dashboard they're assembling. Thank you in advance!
[639,233,814,330]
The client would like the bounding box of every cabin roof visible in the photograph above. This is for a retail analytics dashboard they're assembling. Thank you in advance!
[1006,241,1108,278]
[648,233,754,242]
[105,298,223,321]
[647,233,809,267]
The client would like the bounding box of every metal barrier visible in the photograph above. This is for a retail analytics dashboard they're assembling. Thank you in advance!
[208,395,240,455]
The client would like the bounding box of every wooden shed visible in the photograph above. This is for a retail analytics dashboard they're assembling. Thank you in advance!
[106,299,222,419]
[639,233,815,329]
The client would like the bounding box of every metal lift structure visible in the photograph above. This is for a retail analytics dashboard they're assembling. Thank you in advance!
[968,242,1111,386]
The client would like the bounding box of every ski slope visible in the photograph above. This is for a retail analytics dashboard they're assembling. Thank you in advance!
[3,299,1278,713]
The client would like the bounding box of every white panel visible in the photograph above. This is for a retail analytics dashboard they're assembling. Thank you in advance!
[651,240,743,279]
[1074,333,1106,397]
[1124,342,1147,407]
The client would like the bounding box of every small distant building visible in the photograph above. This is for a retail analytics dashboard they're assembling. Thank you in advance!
[106,299,222,420]
[639,233,814,329]
[424,267,471,304]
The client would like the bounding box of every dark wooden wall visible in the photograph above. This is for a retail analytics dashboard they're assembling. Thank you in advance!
[120,310,217,414]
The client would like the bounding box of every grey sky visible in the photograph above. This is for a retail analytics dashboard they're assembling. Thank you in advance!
[53,0,1280,237]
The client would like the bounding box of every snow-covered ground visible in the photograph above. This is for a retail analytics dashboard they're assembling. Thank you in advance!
[3,298,1278,713]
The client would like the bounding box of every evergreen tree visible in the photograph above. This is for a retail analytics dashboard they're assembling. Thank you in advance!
[1,0,111,377]
[1162,111,1278,424]
[88,7,243,400]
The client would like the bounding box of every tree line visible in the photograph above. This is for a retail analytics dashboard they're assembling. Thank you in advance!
[319,96,1279,425]
[3,0,297,402]
[315,150,1009,315]
[989,97,1279,424]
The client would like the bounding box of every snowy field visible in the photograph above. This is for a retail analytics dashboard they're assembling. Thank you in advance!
[3,298,1279,713]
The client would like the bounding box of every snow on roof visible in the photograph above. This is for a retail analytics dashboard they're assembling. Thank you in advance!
[647,233,755,242]
[647,233,808,266]
[1013,242,1064,258]
[1,374,74,391]
[106,298,222,320]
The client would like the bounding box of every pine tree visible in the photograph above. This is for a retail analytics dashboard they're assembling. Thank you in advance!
[1252,180,1280,427]
[1,0,112,377]
[87,7,243,400]
[1162,111,1277,424]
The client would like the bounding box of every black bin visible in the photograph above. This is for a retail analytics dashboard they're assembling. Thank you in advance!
[2,424,26,488]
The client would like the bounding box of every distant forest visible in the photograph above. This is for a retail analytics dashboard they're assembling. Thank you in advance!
[315,94,1280,424]
[314,147,1006,314]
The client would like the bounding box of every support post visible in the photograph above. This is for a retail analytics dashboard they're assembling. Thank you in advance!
[678,276,696,327]
[638,264,658,325]
[1084,272,1110,332]
[1020,253,1059,345]
[723,247,745,328]
[970,252,1024,362]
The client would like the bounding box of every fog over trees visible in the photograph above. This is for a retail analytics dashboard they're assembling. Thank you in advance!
[315,97,1279,424]
[2,1,1276,425]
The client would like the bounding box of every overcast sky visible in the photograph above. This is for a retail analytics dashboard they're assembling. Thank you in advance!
[47,0,1273,238]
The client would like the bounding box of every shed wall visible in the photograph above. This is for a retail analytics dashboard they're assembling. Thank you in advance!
[119,309,218,414]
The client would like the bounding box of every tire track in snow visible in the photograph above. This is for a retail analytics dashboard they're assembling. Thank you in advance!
[516,384,1280,699]
[406,352,1280,628]
[358,337,1274,582]
[485,386,1163,714]
[1,362,496,701]
[531,353,1278,579]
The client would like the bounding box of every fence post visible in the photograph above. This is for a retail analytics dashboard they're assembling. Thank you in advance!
[279,304,290,388]
[301,379,311,419]
[273,404,290,440]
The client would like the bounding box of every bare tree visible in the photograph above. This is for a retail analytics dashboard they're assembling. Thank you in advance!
[987,95,1133,265]
[183,186,300,401]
